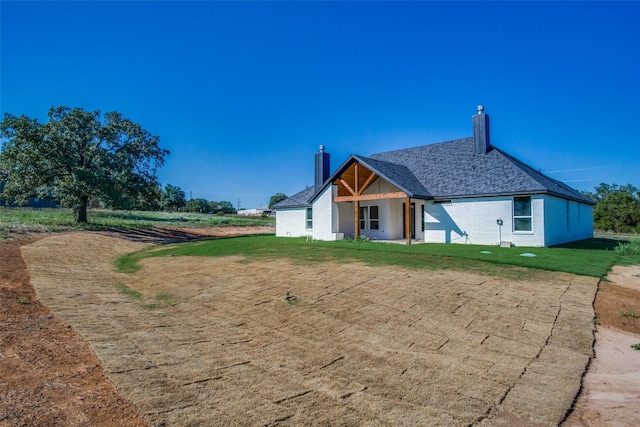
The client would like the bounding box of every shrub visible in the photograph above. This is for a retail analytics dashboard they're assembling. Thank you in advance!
[614,239,640,256]
[618,225,636,233]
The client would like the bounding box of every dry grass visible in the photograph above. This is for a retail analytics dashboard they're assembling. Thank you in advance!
[22,232,598,426]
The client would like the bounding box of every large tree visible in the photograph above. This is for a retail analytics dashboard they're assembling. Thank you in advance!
[584,183,640,233]
[0,106,169,222]
[162,184,186,211]
[268,192,288,208]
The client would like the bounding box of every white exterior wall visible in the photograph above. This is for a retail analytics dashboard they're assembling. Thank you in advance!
[275,208,310,237]
[275,186,343,241]
[277,184,593,246]
[424,196,546,246]
[543,195,594,246]
[415,201,425,241]
[360,179,403,240]
[387,199,404,239]
[312,185,343,241]
[338,202,355,236]
[357,199,390,240]
[386,199,404,240]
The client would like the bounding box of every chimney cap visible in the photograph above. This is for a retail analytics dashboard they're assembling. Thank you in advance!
[319,145,325,152]
[476,105,485,114]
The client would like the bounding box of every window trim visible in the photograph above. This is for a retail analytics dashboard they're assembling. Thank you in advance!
[305,207,313,230]
[359,205,379,230]
[370,205,379,230]
[513,196,532,233]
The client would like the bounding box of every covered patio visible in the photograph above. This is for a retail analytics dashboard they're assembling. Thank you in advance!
[332,159,421,245]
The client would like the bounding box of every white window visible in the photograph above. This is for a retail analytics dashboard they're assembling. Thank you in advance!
[513,197,532,232]
[305,207,312,229]
[359,206,379,230]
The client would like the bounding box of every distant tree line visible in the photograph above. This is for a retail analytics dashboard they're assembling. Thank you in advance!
[182,197,236,215]
[85,183,237,215]
[2,177,238,216]
[583,183,640,233]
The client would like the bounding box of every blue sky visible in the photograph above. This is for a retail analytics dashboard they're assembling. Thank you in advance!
[2,1,639,209]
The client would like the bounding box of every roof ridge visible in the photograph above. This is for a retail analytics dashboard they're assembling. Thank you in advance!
[370,136,473,157]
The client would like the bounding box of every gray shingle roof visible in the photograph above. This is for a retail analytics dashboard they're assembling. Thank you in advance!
[275,137,594,208]
[272,185,315,208]
[370,138,592,203]
[353,155,431,198]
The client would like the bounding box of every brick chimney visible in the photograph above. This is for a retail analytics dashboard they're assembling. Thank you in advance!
[473,105,490,155]
[315,145,330,191]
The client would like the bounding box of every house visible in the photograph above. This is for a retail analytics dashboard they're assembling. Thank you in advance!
[237,207,272,217]
[274,106,594,247]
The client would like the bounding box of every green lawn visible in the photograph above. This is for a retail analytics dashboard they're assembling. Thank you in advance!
[3,207,638,278]
[117,234,640,279]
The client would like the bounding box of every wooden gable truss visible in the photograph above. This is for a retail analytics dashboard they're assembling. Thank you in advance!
[332,160,413,244]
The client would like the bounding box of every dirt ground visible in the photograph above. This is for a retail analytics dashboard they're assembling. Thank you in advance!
[563,265,640,427]
[0,226,270,427]
[1,228,639,426]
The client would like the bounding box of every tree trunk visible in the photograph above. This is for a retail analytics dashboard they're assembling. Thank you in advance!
[76,196,89,223]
